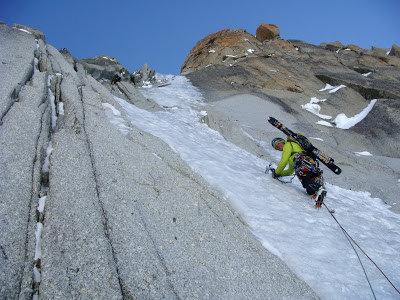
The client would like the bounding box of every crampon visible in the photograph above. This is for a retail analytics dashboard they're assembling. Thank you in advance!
[312,187,327,208]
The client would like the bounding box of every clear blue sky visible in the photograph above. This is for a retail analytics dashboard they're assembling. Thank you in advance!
[2,0,399,75]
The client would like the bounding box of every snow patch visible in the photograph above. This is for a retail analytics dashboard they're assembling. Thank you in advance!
[142,81,153,88]
[33,266,41,283]
[319,84,335,91]
[47,75,57,131]
[355,151,372,156]
[319,83,346,93]
[38,196,46,213]
[328,84,346,93]
[317,120,333,127]
[334,100,377,129]
[58,102,64,115]
[310,97,327,104]
[42,141,53,173]
[16,28,32,34]
[34,223,43,260]
[100,55,116,61]
[301,102,332,119]
[301,97,332,120]
[33,58,39,74]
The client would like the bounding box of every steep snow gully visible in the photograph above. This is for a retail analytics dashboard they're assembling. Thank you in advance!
[106,75,400,299]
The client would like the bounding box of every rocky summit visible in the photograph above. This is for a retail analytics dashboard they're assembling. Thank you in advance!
[1,20,399,299]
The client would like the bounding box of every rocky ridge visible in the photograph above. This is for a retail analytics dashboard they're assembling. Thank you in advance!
[78,54,158,87]
[0,22,318,299]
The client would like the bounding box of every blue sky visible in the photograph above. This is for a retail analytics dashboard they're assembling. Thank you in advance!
[2,0,399,75]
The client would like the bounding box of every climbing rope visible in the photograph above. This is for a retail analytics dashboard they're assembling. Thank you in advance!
[323,202,400,298]
[275,174,296,184]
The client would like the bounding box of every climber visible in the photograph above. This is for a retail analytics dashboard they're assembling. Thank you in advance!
[270,137,327,207]
[110,74,122,86]
[129,74,136,86]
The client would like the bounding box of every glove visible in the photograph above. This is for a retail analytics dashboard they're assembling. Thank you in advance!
[270,168,281,179]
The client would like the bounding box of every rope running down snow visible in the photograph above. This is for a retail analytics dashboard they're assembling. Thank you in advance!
[323,202,400,297]
[265,163,400,296]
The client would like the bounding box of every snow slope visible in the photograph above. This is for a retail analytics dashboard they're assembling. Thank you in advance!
[104,75,400,299]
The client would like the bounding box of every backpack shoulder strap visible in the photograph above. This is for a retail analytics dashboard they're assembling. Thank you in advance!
[289,141,300,157]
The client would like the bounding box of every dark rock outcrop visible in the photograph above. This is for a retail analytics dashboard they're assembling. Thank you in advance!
[323,40,345,51]
[256,23,280,42]
[79,55,157,87]
[131,62,156,85]
[389,43,400,57]
[79,54,131,83]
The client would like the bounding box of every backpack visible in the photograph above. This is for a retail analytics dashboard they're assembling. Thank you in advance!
[287,133,312,151]
[286,135,319,176]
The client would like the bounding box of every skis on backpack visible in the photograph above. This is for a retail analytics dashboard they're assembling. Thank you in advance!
[268,117,342,175]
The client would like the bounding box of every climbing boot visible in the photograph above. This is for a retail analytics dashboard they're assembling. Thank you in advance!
[313,187,327,208]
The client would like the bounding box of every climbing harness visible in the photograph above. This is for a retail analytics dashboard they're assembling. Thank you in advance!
[294,152,318,176]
